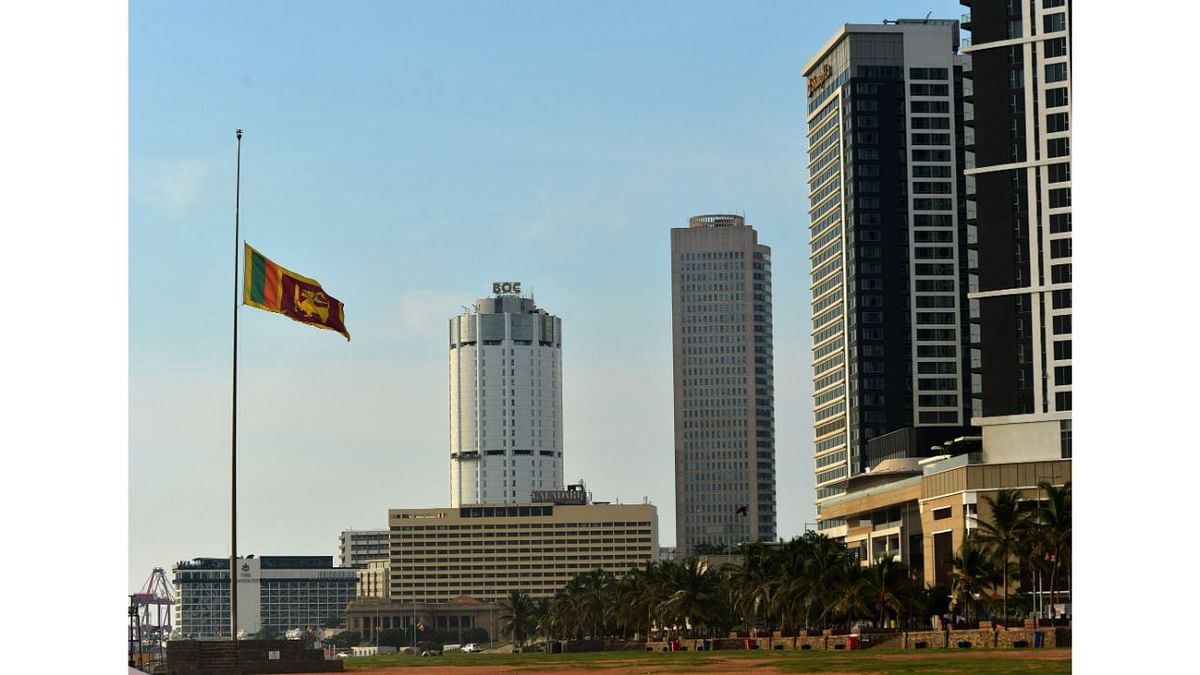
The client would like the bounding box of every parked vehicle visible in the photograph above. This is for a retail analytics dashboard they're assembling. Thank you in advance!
[462,643,481,653]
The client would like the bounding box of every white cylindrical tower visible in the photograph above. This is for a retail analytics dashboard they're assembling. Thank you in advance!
[449,284,563,506]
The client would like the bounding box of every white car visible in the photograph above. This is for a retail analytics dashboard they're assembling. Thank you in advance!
[461,643,481,653]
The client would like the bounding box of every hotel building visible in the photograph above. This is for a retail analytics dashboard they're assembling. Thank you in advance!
[387,499,657,603]
[802,21,975,534]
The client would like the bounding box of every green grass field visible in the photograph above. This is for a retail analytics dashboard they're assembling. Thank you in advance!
[340,647,1071,674]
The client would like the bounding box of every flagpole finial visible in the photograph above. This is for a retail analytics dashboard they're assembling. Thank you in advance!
[236,128,243,140]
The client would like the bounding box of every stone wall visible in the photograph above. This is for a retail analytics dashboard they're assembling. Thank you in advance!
[641,627,1071,653]
[166,640,343,675]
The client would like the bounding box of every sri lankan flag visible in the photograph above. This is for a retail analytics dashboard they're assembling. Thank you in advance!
[243,243,350,341]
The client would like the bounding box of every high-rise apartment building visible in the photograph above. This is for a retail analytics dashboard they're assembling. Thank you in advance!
[961,1,1072,461]
[671,214,776,557]
[448,285,564,506]
[802,22,974,533]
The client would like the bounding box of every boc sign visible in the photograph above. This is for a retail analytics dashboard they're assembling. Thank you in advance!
[493,281,522,294]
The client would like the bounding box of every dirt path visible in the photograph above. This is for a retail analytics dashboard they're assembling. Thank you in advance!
[331,648,1070,674]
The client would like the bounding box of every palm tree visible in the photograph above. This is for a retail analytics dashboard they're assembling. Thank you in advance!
[498,590,536,648]
[1034,481,1071,616]
[657,558,722,638]
[948,537,999,625]
[862,554,912,628]
[825,557,871,630]
[771,537,814,635]
[728,543,776,635]
[570,569,614,638]
[804,533,851,631]
[975,488,1030,624]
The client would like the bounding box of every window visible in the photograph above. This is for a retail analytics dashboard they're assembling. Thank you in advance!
[1047,163,1070,183]
[1053,314,1072,335]
[911,100,950,114]
[1049,188,1071,208]
[1054,366,1072,385]
[1050,238,1072,259]
[1051,263,1072,283]
[918,394,958,407]
[1008,92,1025,114]
[914,214,953,226]
[1046,88,1069,109]
[1044,13,1067,33]
[910,67,949,80]
[1050,213,1072,233]
[913,181,951,194]
[914,198,953,210]
[1047,112,1069,133]
[933,506,952,520]
[911,117,950,130]
[1053,340,1072,360]
[1045,63,1068,83]
[1044,0,1065,7]
[910,83,949,97]
[855,99,878,112]
[1045,37,1068,58]
[1056,391,1072,412]
[1048,137,1070,158]
[913,149,951,162]
[912,229,950,242]
[911,133,950,146]
[1052,289,1072,309]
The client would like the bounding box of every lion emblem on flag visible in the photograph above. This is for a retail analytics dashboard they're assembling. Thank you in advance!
[293,286,330,322]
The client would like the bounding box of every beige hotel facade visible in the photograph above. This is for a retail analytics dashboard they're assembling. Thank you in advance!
[386,501,658,603]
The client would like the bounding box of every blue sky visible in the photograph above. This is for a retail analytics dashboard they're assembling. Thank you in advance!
[128,0,966,591]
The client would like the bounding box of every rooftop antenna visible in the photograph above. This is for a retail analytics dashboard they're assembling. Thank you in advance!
[926,11,932,23]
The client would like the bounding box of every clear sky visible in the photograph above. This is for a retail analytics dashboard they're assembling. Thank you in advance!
[128,0,966,592]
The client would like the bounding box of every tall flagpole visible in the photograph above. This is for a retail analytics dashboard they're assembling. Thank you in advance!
[231,128,243,642]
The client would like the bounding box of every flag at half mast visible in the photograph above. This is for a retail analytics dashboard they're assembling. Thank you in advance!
[243,243,350,341]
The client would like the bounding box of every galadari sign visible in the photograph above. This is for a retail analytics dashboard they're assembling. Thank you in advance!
[493,281,522,294]
[531,489,587,505]
[807,63,833,97]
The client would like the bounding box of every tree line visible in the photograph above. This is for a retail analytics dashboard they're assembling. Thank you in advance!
[499,482,1070,644]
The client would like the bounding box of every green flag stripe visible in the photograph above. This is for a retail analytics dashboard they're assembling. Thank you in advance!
[250,251,268,305]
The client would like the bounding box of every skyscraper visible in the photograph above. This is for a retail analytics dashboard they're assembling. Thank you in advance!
[802,21,974,534]
[671,214,776,557]
[448,284,563,506]
[961,1,1072,460]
